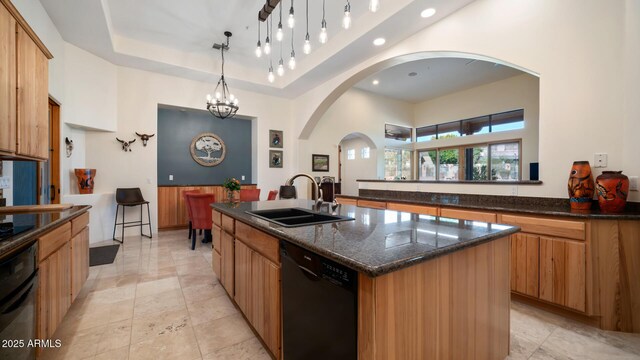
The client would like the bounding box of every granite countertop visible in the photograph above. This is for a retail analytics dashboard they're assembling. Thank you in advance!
[211,200,519,277]
[0,205,91,258]
[341,190,640,220]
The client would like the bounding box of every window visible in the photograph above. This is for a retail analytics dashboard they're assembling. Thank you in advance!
[415,109,524,142]
[385,124,412,142]
[417,140,520,181]
[490,142,520,180]
[361,147,370,159]
[418,150,437,180]
[346,149,355,160]
[438,148,459,181]
[385,148,412,180]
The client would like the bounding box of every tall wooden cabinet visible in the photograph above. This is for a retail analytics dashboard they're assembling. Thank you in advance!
[0,0,52,161]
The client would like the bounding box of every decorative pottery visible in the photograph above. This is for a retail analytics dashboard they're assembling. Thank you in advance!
[74,168,96,194]
[567,161,594,210]
[595,171,629,213]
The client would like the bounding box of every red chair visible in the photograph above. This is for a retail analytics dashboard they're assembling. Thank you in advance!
[240,188,261,202]
[185,193,216,250]
[267,190,278,200]
[182,190,200,239]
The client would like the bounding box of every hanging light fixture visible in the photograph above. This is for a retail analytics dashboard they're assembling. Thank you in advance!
[264,17,271,55]
[303,0,311,54]
[276,3,284,42]
[206,31,239,119]
[255,20,262,58]
[319,0,328,44]
[288,29,296,70]
[278,40,285,76]
[287,0,295,29]
[369,0,380,12]
[268,63,275,83]
[342,1,352,29]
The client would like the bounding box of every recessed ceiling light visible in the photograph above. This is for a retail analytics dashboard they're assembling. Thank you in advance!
[408,72,418,77]
[372,79,379,85]
[421,8,436,18]
[373,38,386,46]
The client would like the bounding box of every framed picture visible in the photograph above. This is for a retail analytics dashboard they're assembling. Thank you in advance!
[190,132,226,167]
[312,154,330,172]
[269,130,283,148]
[269,150,283,168]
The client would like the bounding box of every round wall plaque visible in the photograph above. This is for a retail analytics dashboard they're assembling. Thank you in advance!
[190,132,226,167]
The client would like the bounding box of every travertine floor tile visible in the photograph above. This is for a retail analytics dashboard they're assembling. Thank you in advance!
[193,314,255,355]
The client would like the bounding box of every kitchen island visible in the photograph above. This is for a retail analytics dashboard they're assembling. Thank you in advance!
[211,200,519,359]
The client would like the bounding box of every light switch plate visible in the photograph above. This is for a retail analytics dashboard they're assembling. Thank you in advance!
[630,176,639,191]
[0,177,11,189]
[594,153,607,168]
[169,175,174,181]
[241,175,245,181]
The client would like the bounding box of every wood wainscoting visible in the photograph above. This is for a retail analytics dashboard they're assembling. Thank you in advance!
[158,185,257,229]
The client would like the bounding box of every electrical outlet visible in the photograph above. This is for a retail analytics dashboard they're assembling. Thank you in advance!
[169,175,174,181]
[594,153,608,168]
[630,176,639,191]
[0,176,11,189]
[241,175,245,181]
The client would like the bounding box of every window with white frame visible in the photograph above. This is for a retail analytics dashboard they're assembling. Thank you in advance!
[347,148,355,160]
[361,147,370,159]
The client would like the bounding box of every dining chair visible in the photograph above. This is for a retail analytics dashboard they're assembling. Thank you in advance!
[240,188,261,202]
[267,190,278,200]
[185,193,216,250]
[182,190,201,239]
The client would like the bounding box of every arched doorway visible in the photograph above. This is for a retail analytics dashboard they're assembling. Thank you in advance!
[338,132,377,196]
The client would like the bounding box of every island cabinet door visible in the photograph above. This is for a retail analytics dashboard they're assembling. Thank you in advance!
[70,227,90,301]
[234,240,252,317]
[220,231,235,296]
[539,236,586,312]
[212,224,222,279]
[250,251,281,359]
[511,233,540,298]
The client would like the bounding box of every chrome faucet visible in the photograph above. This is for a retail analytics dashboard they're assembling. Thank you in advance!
[285,173,323,209]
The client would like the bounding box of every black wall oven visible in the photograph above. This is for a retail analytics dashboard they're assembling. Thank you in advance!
[0,242,38,360]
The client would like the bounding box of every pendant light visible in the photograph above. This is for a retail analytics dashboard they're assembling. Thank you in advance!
[276,3,284,42]
[255,20,262,58]
[319,0,328,44]
[342,1,351,29]
[277,40,285,76]
[287,0,295,29]
[303,0,311,54]
[288,29,296,70]
[206,31,239,119]
[268,63,275,83]
[369,0,380,13]
[264,17,271,55]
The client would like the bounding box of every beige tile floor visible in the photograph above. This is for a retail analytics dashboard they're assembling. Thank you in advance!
[42,230,640,360]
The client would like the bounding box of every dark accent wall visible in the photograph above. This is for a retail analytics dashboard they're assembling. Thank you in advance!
[157,106,252,186]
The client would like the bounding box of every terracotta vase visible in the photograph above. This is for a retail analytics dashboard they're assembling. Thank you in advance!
[567,161,594,210]
[74,168,96,194]
[595,171,629,213]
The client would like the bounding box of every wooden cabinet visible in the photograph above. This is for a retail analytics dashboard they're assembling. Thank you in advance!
[157,185,257,229]
[357,199,387,210]
[510,233,539,298]
[539,236,586,312]
[234,239,281,359]
[71,227,89,301]
[0,3,16,154]
[220,230,235,296]
[440,208,497,223]
[335,196,358,206]
[386,202,438,216]
[38,238,71,339]
[0,0,52,160]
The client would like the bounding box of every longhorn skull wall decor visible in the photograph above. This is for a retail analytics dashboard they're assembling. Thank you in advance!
[65,137,74,158]
[135,132,155,146]
[116,138,136,152]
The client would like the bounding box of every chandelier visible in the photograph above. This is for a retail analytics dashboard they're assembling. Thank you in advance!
[206,31,239,119]
[256,0,379,81]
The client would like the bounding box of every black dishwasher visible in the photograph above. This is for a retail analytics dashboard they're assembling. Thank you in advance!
[281,241,357,360]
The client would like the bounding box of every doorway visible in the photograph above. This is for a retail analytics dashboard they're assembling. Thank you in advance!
[339,133,377,196]
[44,98,60,204]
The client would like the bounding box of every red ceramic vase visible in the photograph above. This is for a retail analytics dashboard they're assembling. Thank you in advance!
[74,168,96,194]
[567,161,595,210]
[595,171,629,213]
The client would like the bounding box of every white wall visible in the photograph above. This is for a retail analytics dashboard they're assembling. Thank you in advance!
[82,66,294,241]
[339,137,377,196]
[293,0,638,201]
[63,43,117,131]
[298,88,413,197]
[412,74,539,180]
[1,161,13,206]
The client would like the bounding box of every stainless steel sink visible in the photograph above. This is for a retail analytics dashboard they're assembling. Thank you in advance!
[246,208,354,227]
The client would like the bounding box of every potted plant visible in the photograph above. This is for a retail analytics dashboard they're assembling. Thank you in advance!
[223,178,241,202]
